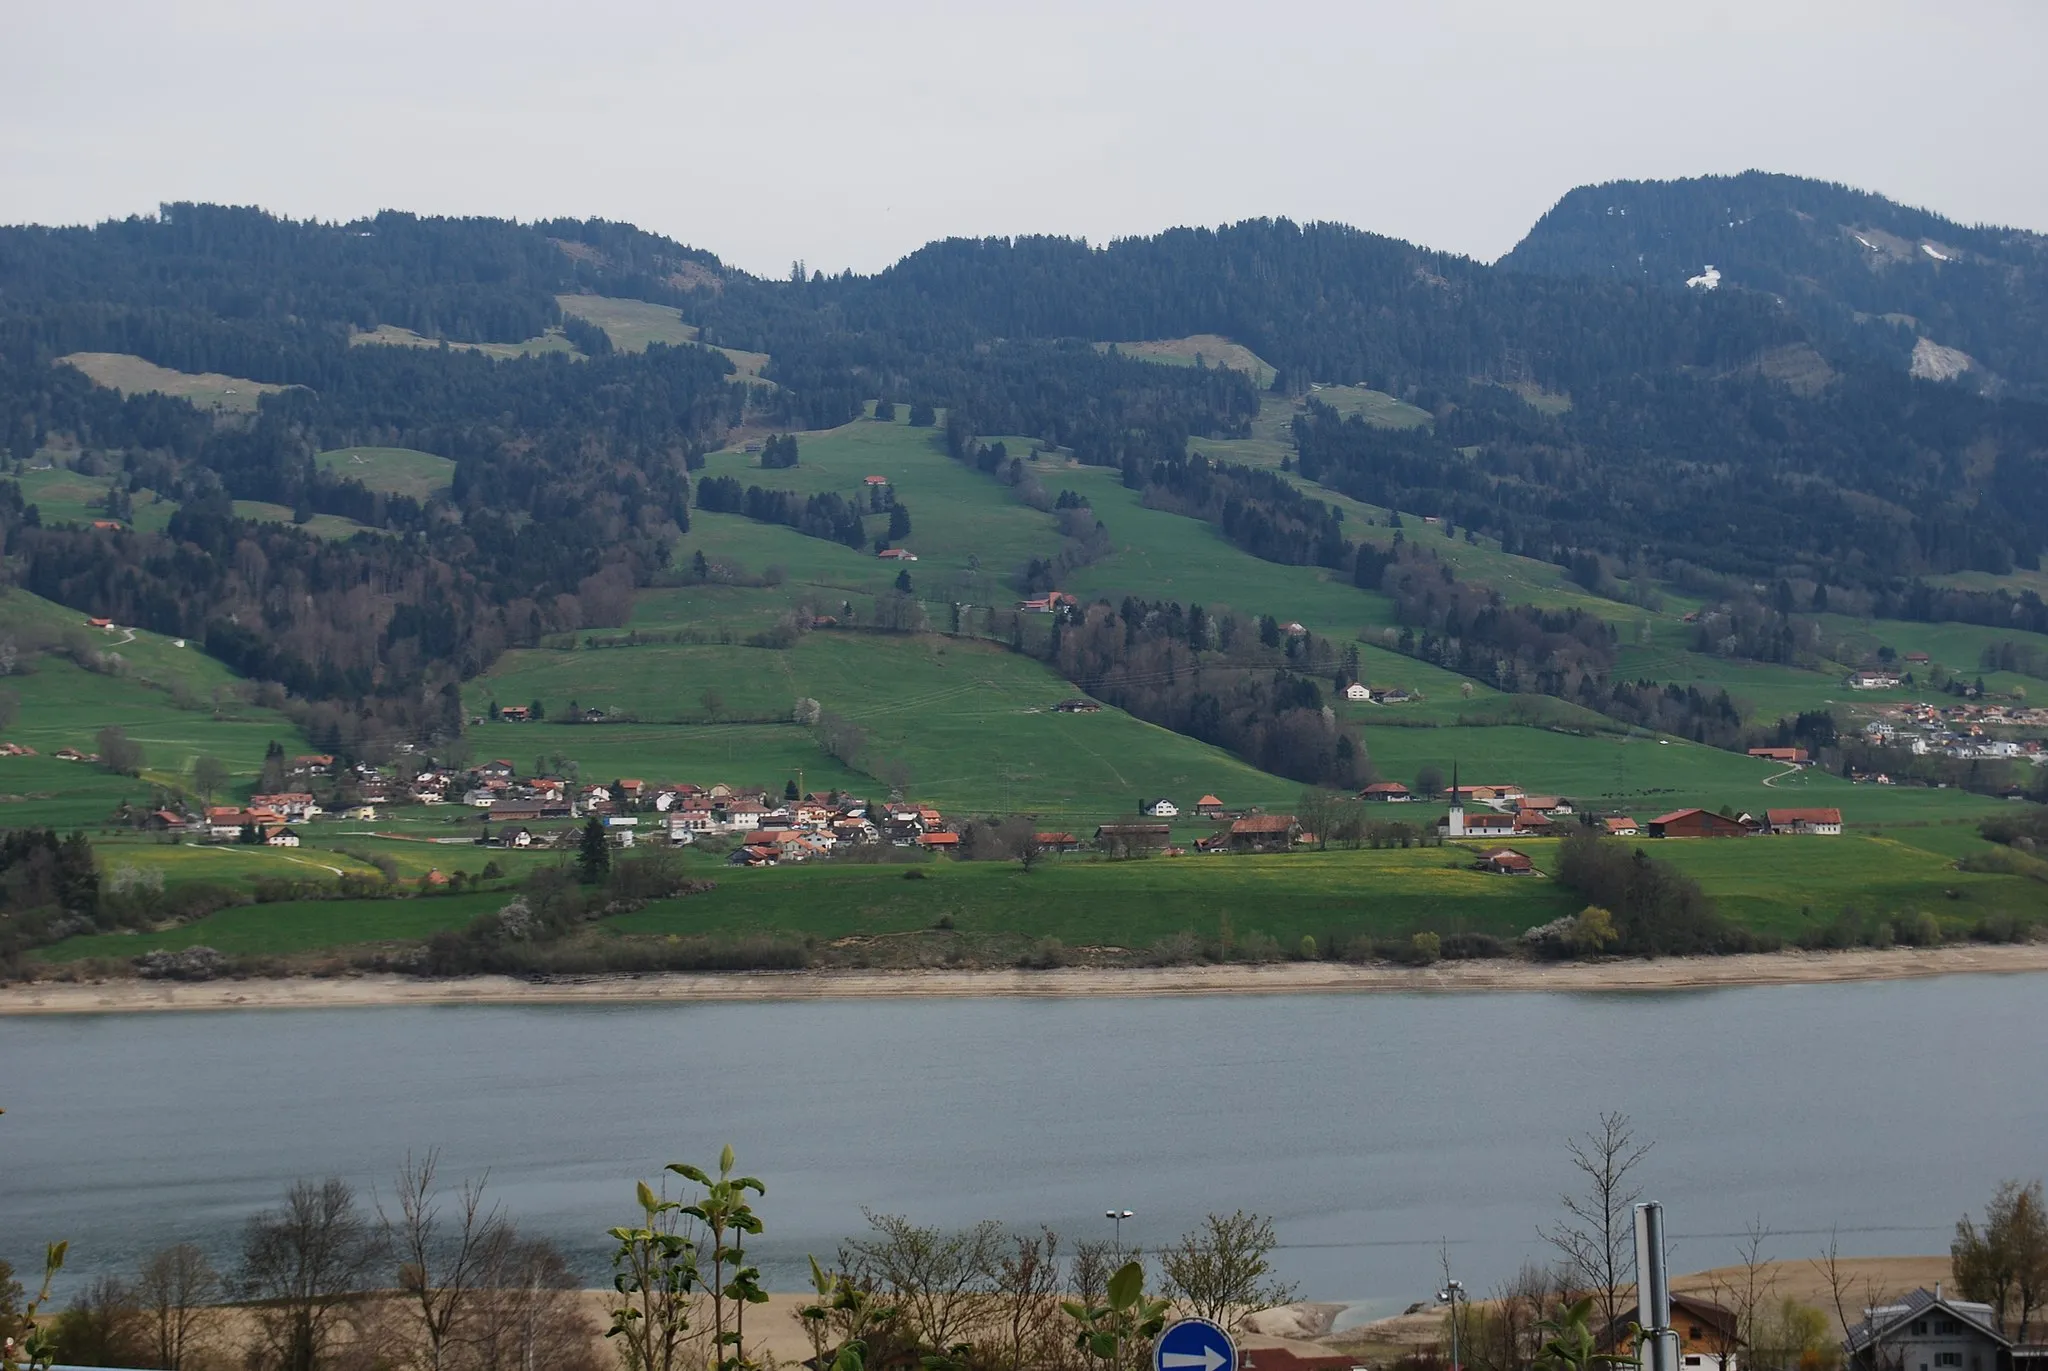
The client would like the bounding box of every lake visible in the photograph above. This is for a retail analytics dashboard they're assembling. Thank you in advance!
[5,975,2045,1315]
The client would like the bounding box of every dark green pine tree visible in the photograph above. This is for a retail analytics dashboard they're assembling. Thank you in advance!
[577,816,610,883]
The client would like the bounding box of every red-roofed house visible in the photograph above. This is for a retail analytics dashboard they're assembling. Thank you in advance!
[1227,815,1299,852]
[1647,808,1750,839]
[1360,781,1411,802]
[1765,807,1843,835]
[1747,747,1810,765]
[1195,795,1227,818]
[1602,816,1640,837]
[1477,846,1535,875]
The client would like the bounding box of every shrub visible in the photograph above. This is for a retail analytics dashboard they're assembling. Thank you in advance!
[1409,931,1442,966]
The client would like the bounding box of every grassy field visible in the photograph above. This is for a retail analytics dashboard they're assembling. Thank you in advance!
[315,446,456,500]
[11,467,179,533]
[36,890,510,962]
[349,324,581,359]
[229,501,376,539]
[555,294,695,351]
[56,353,287,412]
[1098,335,1279,387]
[468,631,1306,826]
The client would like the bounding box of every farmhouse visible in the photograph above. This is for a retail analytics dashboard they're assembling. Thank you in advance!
[1093,823,1171,854]
[1602,816,1640,837]
[1476,846,1534,875]
[863,475,889,487]
[1343,682,1372,701]
[1195,794,1227,818]
[250,792,319,822]
[262,826,300,848]
[497,705,531,722]
[1034,832,1079,853]
[1601,1294,1741,1371]
[1140,798,1179,818]
[1227,815,1299,852]
[1647,808,1751,838]
[876,547,917,561]
[1766,807,1843,835]
[1848,670,1902,690]
[1051,696,1101,713]
[1747,746,1810,764]
[1360,781,1410,802]
[1019,591,1077,614]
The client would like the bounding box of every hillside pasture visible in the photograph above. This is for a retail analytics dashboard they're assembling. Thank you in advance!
[554,294,695,351]
[1099,335,1278,387]
[230,501,377,539]
[57,353,287,412]
[315,446,456,500]
[467,631,1305,825]
[35,890,509,962]
[12,468,180,534]
[349,324,581,359]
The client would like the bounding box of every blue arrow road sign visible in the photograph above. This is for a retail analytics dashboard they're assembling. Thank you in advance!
[1155,1317,1237,1371]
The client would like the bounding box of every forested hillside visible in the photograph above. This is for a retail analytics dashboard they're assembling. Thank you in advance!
[1501,171,2048,395]
[2,182,2047,760]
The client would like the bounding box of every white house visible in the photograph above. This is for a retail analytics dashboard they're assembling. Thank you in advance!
[1848,670,1902,690]
[1140,798,1179,818]
[1343,682,1372,701]
[264,826,300,848]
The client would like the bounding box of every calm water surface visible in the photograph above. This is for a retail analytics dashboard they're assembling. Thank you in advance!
[5,975,2045,1313]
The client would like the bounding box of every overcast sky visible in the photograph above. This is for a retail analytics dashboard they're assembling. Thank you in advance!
[5,0,2044,278]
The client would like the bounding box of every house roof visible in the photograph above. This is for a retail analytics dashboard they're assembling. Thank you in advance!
[1362,781,1409,794]
[918,832,960,846]
[1479,847,1532,869]
[1768,807,1843,825]
[1648,808,1706,825]
[1604,816,1640,830]
[1846,1288,2007,1353]
[1230,815,1297,834]
[1034,832,1076,844]
[1196,795,1224,806]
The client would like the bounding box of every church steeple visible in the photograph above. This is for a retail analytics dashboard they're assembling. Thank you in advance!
[1446,759,1464,837]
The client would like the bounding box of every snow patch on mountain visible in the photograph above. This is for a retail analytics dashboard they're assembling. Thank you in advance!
[1685,264,1721,290]
[1921,243,1953,262]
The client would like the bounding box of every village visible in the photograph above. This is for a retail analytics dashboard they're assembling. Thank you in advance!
[52,737,1856,885]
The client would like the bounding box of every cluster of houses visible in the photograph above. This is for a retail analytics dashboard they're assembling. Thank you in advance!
[1864,701,2048,763]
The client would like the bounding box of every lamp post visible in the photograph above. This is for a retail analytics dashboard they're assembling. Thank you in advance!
[1106,1209,1134,1254]
[1438,1277,1465,1371]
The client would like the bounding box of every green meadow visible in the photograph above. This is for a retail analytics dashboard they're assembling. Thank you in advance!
[37,890,510,962]
[316,446,456,499]
[56,352,287,412]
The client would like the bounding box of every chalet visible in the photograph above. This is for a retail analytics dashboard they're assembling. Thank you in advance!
[1747,746,1810,764]
[1228,815,1300,853]
[876,547,917,561]
[1647,808,1751,838]
[1093,823,1172,854]
[206,807,250,839]
[1195,794,1227,818]
[1513,809,1556,833]
[1845,1288,2013,1371]
[1602,816,1640,837]
[1904,651,1932,665]
[262,826,301,848]
[497,705,531,722]
[497,827,536,849]
[1020,591,1077,614]
[476,759,515,780]
[1034,832,1079,853]
[145,809,190,832]
[863,475,890,487]
[1520,795,1573,815]
[1848,670,1902,690]
[1374,687,1415,704]
[1140,798,1179,818]
[291,754,336,775]
[1343,682,1372,701]
[1052,697,1101,713]
[1360,781,1411,802]
[918,831,961,851]
[1477,846,1534,875]
[1766,807,1843,835]
[1601,1293,1741,1371]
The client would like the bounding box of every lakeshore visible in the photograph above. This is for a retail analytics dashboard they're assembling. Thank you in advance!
[6,941,2048,1014]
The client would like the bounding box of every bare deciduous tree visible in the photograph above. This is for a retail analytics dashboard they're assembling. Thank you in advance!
[1160,1211,1299,1337]
[1541,1110,1653,1339]
[382,1150,508,1371]
[135,1243,221,1371]
[1698,1220,1777,1371]
[240,1177,383,1371]
[1953,1178,2048,1341]
[470,1234,599,1371]
[839,1211,1003,1355]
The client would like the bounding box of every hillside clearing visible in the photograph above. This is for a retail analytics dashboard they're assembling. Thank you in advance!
[315,446,456,499]
[57,353,288,412]
[348,323,581,359]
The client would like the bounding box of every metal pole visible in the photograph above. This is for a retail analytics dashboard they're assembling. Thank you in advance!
[1635,1203,1677,1371]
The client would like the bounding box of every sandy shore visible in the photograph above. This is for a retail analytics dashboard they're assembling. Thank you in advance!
[5,943,2047,1014]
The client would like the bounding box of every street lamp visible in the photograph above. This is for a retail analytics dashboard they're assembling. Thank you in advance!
[1438,1278,1465,1371]
[1106,1209,1134,1252]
